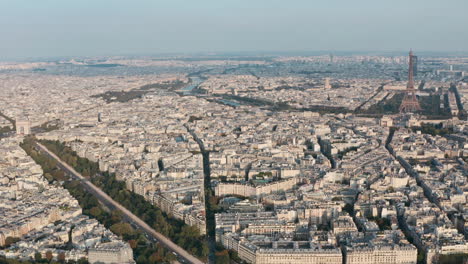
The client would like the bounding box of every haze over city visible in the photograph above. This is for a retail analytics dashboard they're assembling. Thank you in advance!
[0,1,467,264]
[1,0,468,59]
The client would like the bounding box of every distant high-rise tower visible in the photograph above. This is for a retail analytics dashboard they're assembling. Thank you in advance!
[412,55,418,76]
[399,50,421,113]
[324,78,331,89]
[329,53,334,63]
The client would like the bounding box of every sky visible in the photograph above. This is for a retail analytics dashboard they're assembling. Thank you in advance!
[0,0,467,59]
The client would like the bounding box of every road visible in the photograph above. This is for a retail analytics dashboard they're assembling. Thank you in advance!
[35,142,204,264]
[0,112,15,128]
[184,124,216,264]
[354,82,386,112]
[0,131,15,139]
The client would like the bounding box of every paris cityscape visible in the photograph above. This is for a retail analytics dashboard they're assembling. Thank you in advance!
[0,1,467,264]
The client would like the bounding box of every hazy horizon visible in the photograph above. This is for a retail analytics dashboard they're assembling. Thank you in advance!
[1,0,467,60]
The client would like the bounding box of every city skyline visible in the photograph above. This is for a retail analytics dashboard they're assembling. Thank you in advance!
[0,1,467,264]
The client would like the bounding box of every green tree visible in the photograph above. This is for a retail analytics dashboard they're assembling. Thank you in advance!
[45,251,53,262]
[148,251,163,264]
[57,252,65,263]
[439,253,468,264]
[4,237,20,247]
[136,255,147,264]
[109,223,134,237]
[34,252,42,262]
[343,204,354,215]
[89,206,102,218]
[215,250,230,264]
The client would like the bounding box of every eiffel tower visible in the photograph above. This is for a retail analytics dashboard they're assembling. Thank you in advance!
[399,50,421,113]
